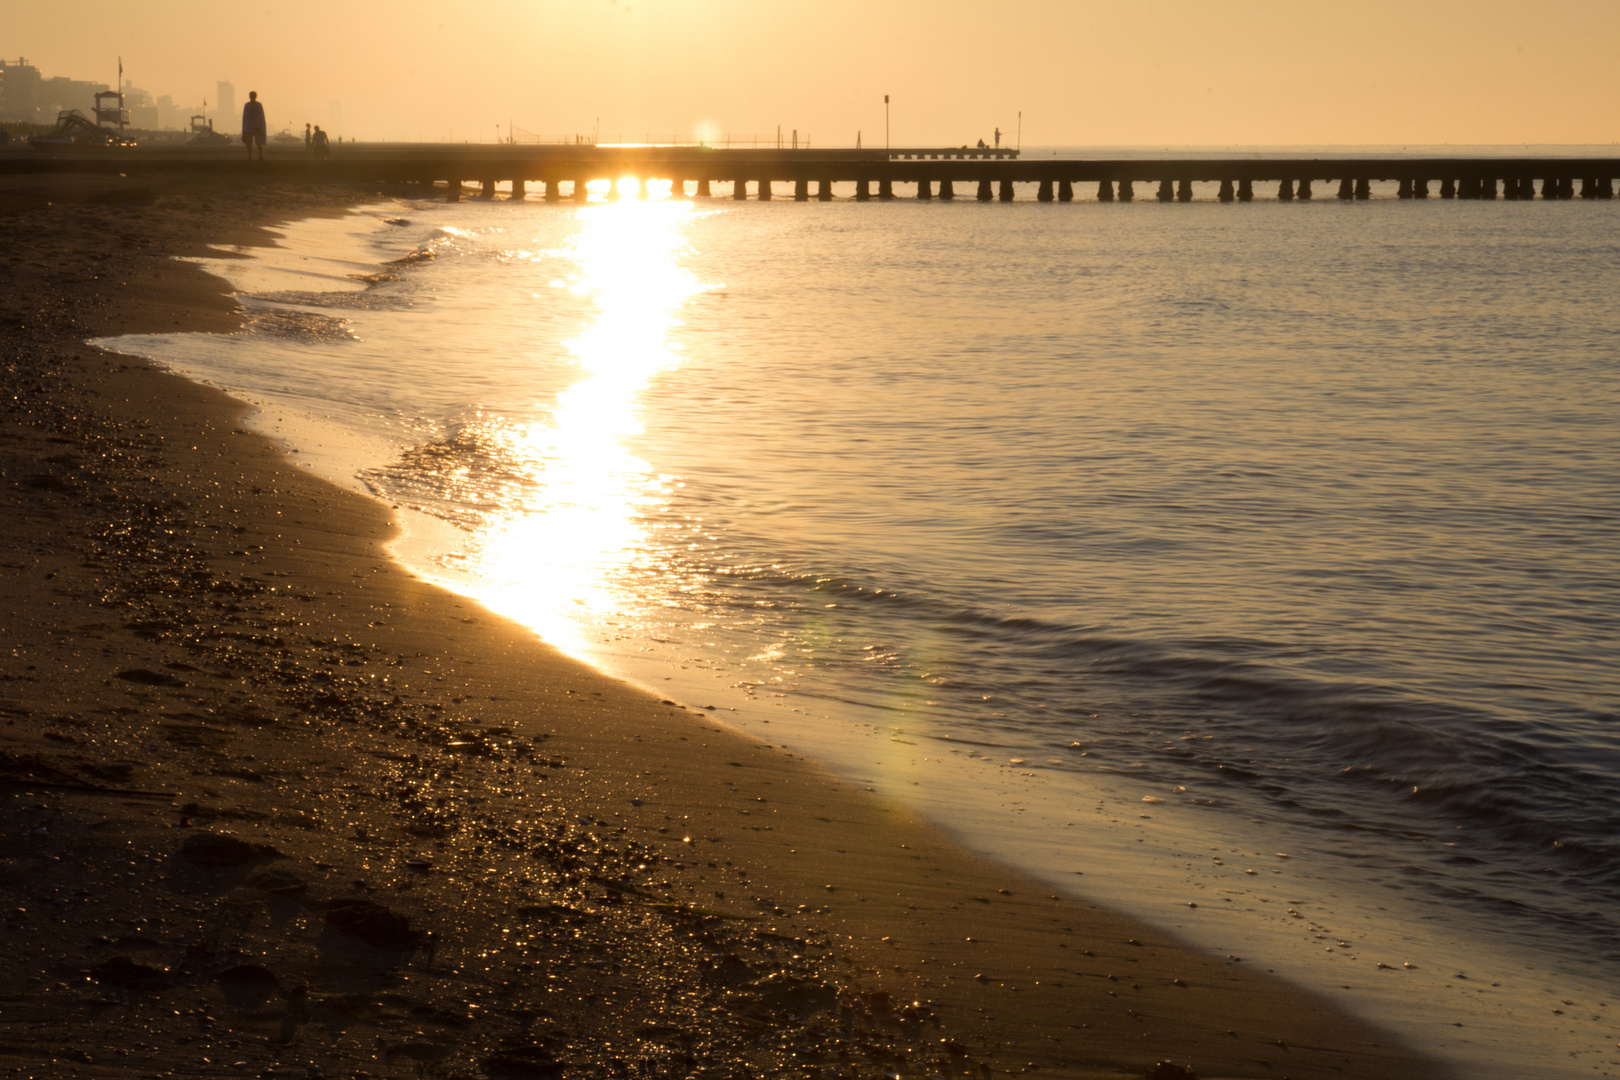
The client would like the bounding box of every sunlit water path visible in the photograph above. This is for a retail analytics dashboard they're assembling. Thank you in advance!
[104,179,1620,1079]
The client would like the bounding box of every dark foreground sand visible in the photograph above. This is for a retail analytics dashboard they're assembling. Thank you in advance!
[0,171,1447,1080]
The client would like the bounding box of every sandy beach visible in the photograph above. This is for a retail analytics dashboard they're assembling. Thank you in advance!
[0,170,1447,1080]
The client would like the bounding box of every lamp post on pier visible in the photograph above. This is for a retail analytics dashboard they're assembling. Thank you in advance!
[884,95,889,152]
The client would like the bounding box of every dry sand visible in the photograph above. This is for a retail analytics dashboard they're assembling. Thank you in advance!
[0,170,1449,1080]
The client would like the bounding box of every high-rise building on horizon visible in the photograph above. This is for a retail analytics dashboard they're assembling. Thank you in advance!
[216,81,235,132]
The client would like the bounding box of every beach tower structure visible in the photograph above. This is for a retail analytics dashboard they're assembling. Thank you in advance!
[94,88,127,130]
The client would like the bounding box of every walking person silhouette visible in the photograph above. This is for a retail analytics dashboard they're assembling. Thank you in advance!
[241,91,266,162]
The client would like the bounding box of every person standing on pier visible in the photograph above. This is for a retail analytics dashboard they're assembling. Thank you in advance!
[241,91,266,162]
[994,127,1002,148]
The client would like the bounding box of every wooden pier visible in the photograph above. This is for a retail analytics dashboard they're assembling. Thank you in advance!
[3,143,1616,202]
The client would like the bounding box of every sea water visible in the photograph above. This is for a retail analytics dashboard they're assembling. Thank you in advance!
[103,157,1620,1078]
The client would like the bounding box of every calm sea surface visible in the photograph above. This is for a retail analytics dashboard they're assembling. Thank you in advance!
[107,163,1620,1077]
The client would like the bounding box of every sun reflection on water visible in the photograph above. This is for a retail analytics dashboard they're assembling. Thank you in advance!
[455,199,709,650]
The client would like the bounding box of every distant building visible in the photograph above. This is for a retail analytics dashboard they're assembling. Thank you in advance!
[0,57,107,123]
[122,80,159,131]
[217,81,235,133]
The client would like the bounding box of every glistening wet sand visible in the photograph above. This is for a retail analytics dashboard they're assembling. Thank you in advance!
[0,171,1447,1079]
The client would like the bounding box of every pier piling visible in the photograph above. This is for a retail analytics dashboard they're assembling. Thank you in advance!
[18,147,1614,216]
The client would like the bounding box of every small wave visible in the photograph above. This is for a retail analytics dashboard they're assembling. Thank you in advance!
[247,288,411,312]
[242,308,355,343]
[675,556,1620,953]
[388,246,437,269]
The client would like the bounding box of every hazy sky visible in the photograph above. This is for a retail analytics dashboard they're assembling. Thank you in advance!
[8,0,1618,145]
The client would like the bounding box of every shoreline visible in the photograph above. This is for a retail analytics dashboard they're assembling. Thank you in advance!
[0,171,1445,1079]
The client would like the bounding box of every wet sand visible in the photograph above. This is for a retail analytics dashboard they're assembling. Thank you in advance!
[0,170,1448,1079]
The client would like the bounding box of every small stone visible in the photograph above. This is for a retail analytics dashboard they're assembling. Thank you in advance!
[1146,1061,1198,1080]
[218,963,279,988]
[324,898,423,950]
[181,831,282,868]
[115,668,185,687]
[248,868,307,894]
[90,955,170,990]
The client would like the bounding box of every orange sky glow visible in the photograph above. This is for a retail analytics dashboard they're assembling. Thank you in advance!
[7,0,1618,146]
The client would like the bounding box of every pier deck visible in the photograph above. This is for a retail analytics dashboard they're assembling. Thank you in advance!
[2,143,1615,201]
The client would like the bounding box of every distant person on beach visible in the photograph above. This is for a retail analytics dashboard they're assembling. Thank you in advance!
[312,125,330,158]
[241,91,266,162]
[305,123,312,148]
